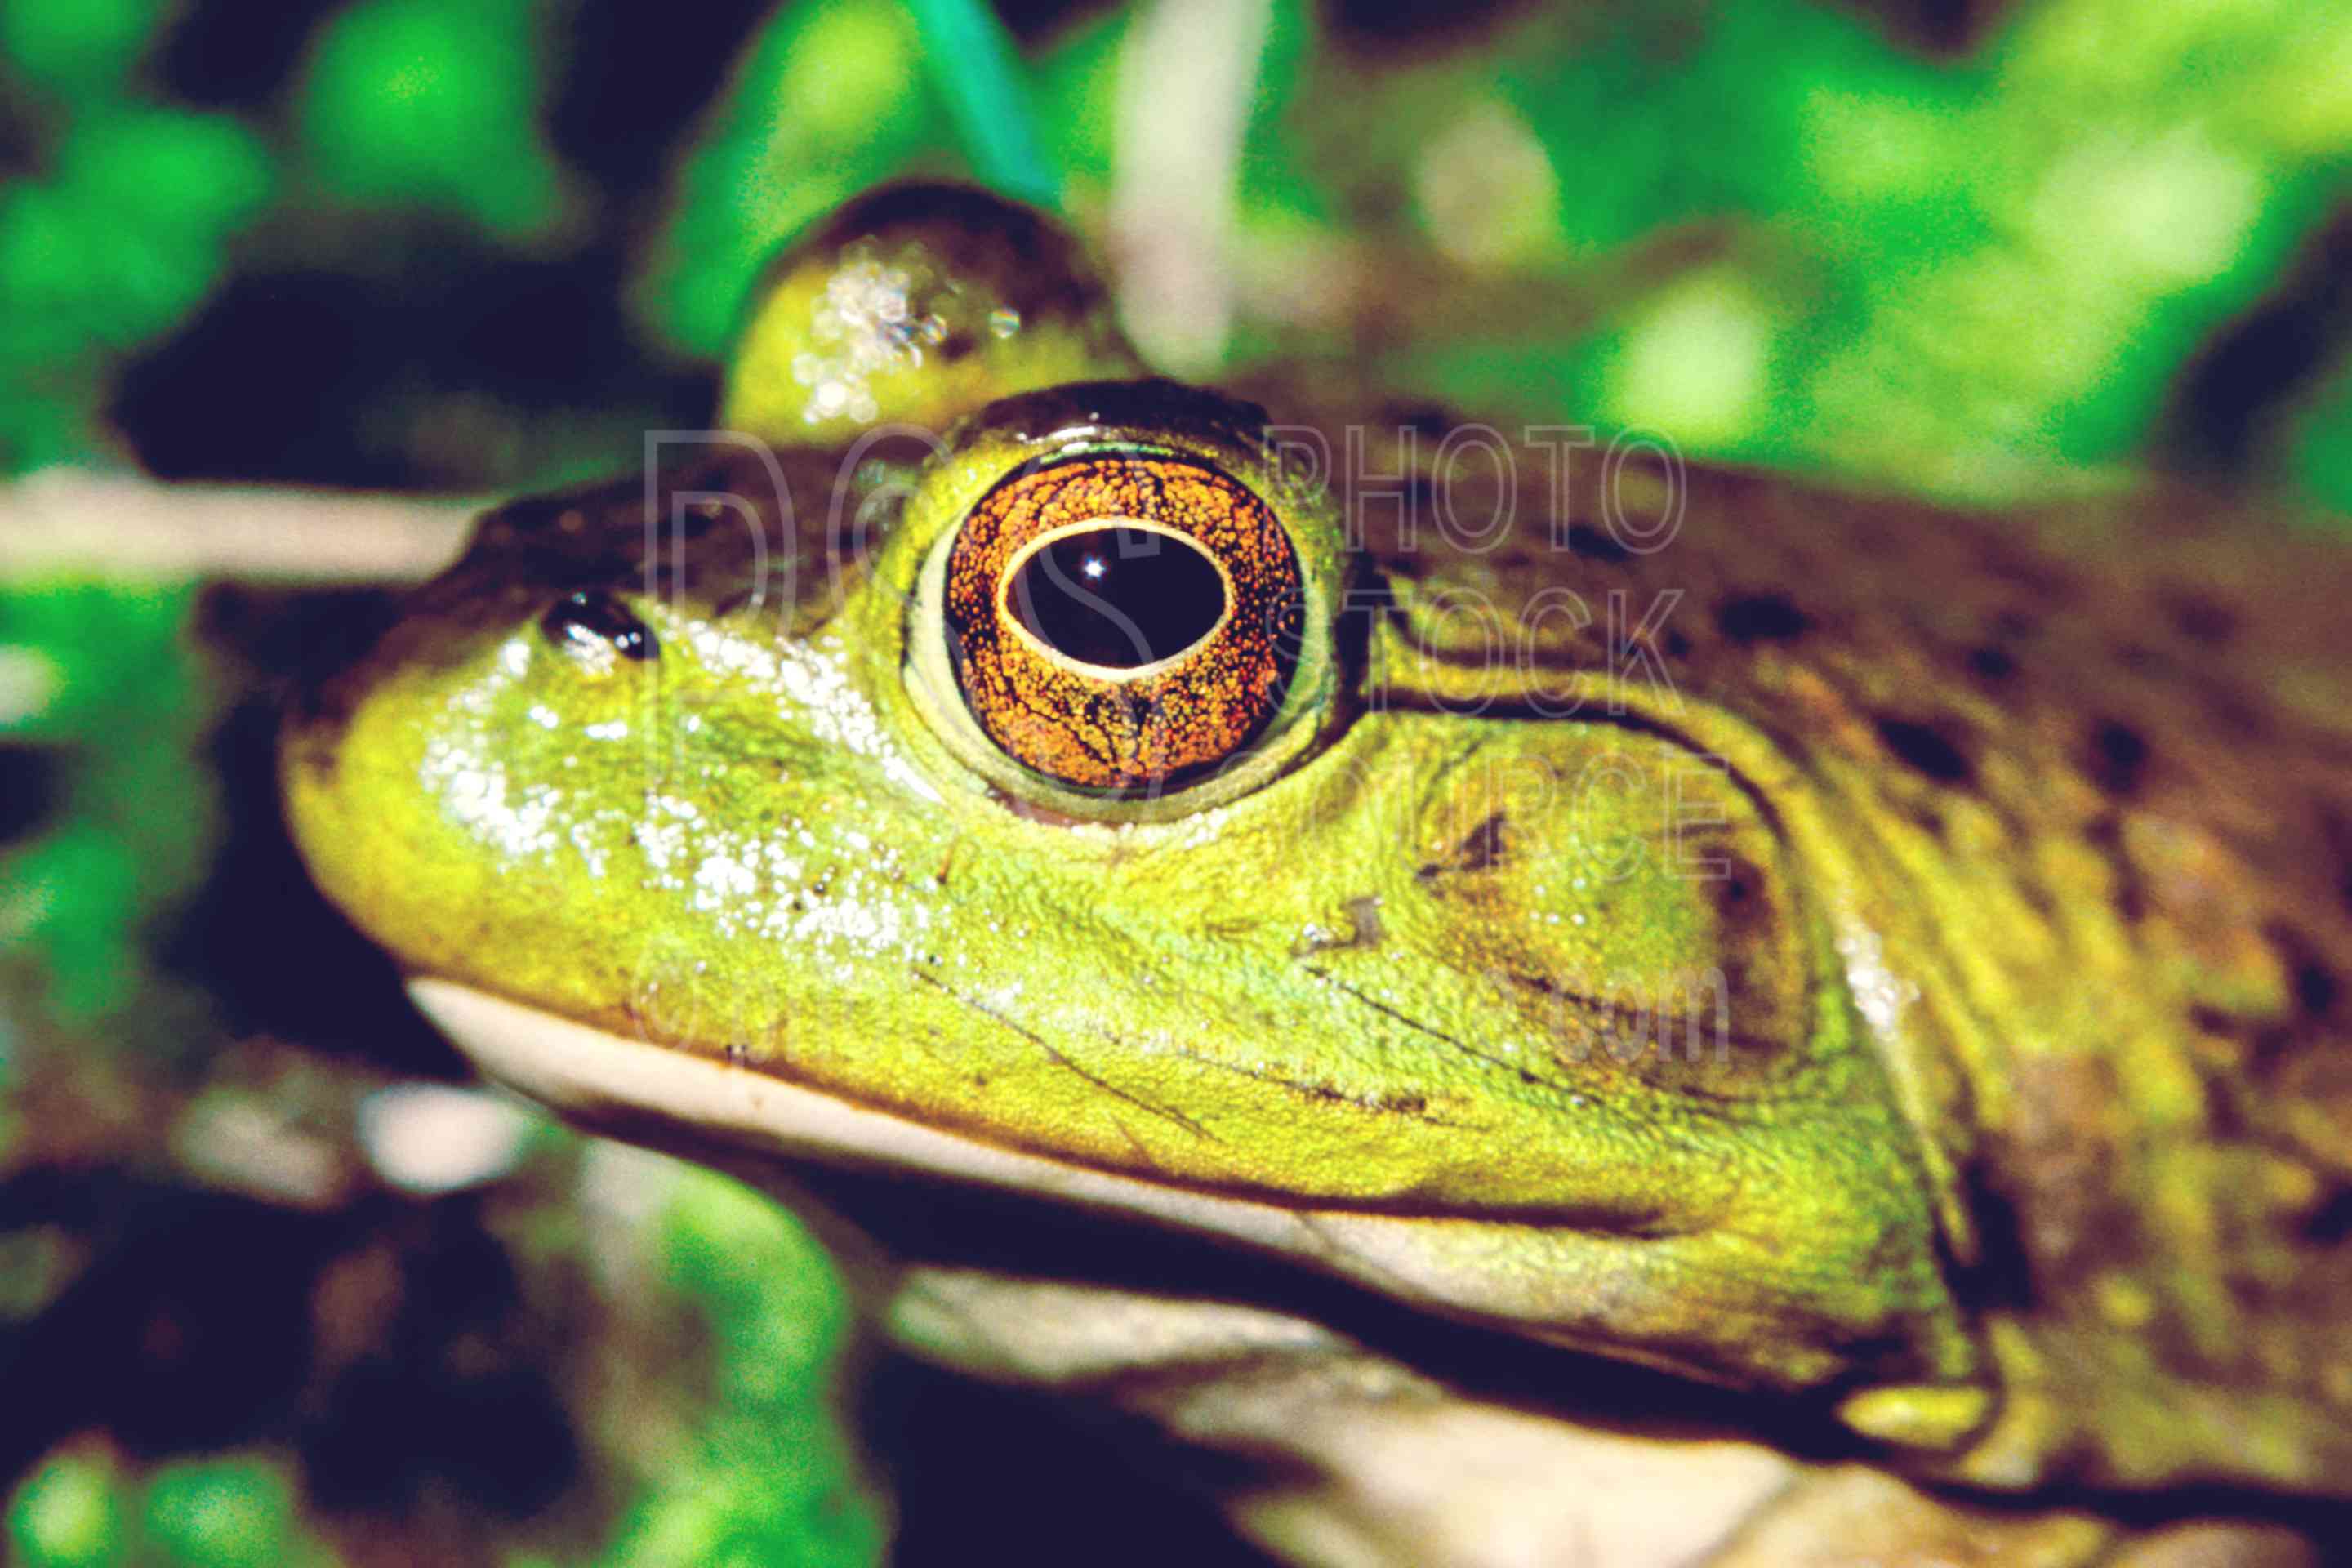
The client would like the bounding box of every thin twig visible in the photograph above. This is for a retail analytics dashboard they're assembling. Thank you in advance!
[0,470,482,586]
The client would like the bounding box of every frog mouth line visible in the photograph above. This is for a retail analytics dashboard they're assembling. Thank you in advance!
[406,978,1663,1356]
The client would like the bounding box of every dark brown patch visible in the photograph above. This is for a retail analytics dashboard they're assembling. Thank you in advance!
[1902,801,1948,837]
[1384,402,1459,438]
[1419,812,1510,881]
[2317,804,2352,916]
[2208,688,2273,739]
[1974,533,2079,604]
[2268,922,2341,1018]
[2189,1003,2246,1040]
[1952,1163,2038,1312]
[2163,590,2239,646]
[1564,523,1633,565]
[2299,1185,2352,1245]
[2085,811,2147,924]
[2248,1023,2296,1074]
[1661,627,1692,660]
[2087,719,2150,796]
[1965,644,2016,682]
[1702,852,1775,945]
[1713,593,1811,643]
[1874,717,1975,786]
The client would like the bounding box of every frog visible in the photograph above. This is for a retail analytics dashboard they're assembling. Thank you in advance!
[280,182,2352,1566]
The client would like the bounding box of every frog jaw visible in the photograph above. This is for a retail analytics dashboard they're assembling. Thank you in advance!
[411,974,1971,1412]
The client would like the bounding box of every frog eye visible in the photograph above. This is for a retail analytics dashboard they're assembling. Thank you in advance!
[539,590,657,668]
[942,453,1303,794]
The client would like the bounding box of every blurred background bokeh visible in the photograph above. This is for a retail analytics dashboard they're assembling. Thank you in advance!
[3,1,2350,1563]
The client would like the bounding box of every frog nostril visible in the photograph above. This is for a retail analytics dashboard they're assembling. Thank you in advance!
[537,590,657,662]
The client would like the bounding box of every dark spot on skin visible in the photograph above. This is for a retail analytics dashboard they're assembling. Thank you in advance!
[2267,922,2340,1017]
[2248,1023,2296,1074]
[2316,804,2352,916]
[1564,523,1633,565]
[1714,593,1811,643]
[1953,1164,2037,1312]
[1975,537,2079,604]
[1384,403,1459,439]
[2198,1070,2252,1141]
[2087,720,2150,796]
[1661,627,1691,660]
[1415,813,1510,882]
[538,589,657,661]
[2084,812,2146,924]
[2207,688,2270,740]
[1452,813,1509,875]
[2300,1186,2352,1245]
[1703,853,1775,946]
[1965,645,2016,682]
[2189,1004,2245,1039]
[2163,591,2238,645]
[1875,717,1974,786]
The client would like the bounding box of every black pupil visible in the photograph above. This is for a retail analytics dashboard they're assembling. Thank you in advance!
[1005,527,1226,669]
[540,590,656,660]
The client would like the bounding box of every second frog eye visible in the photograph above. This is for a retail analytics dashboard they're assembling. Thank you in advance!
[943,454,1303,795]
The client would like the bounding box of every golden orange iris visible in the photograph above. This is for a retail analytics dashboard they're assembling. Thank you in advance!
[944,453,1303,793]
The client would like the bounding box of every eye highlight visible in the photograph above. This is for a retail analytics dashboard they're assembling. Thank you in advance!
[943,454,1302,793]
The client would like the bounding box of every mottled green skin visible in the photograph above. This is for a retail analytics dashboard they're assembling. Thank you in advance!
[283,187,2352,1515]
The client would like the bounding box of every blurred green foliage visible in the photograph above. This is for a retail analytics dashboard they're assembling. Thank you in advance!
[644,0,2352,505]
[295,0,567,241]
[596,1166,879,1568]
[7,1446,124,1568]
[3,0,2348,500]
[0,581,210,1022]
[0,1158,871,1568]
[642,0,938,357]
[4,1446,339,1568]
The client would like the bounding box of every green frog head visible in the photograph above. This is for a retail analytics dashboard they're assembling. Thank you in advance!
[280,185,2352,1507]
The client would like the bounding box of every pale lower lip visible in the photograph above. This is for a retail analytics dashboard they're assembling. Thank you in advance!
[403,975,1602,1347]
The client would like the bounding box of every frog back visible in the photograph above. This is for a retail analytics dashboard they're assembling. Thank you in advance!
[1300,400,2352,1490]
